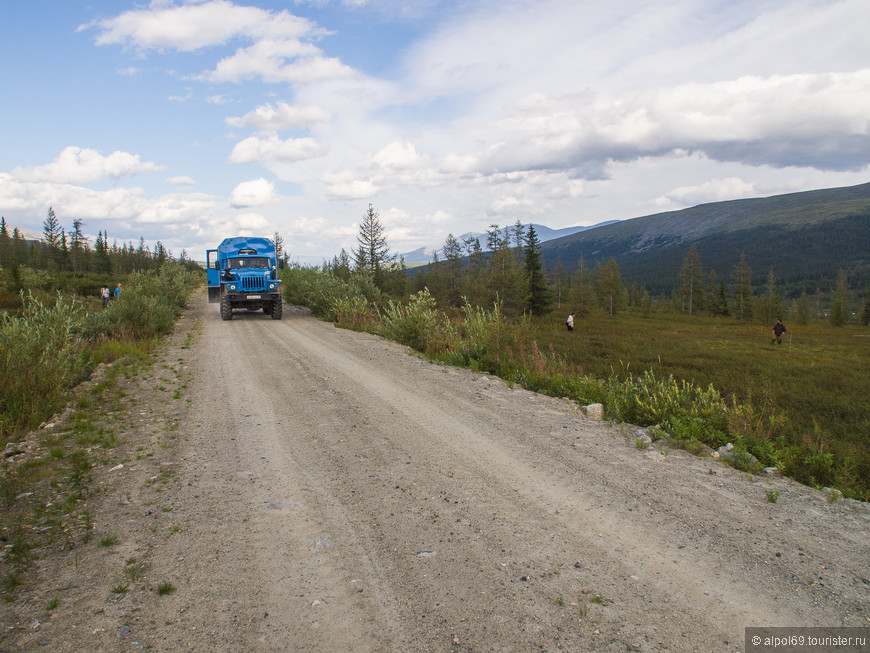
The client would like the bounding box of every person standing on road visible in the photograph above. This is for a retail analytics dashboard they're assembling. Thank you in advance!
[771,318,786,345]
[566,312,575,331]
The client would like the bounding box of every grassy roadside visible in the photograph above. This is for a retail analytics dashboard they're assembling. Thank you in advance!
[281,266,870,501]
[0,263,199,599]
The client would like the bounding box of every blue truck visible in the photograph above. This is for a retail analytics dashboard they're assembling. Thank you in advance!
[206,237,283,320]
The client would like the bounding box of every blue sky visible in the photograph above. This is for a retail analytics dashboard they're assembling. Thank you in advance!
[1,0,868,263]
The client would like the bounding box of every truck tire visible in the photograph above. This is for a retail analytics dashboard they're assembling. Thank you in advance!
[220,294,233,321]
[271,297,283,320]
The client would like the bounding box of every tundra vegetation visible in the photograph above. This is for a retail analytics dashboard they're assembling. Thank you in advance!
[0,209,199,594]
[283,209,870,501]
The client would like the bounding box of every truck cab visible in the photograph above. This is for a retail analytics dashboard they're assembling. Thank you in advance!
[207,237,283,320]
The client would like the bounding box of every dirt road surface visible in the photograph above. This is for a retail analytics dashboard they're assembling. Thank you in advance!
[3,293,868,652]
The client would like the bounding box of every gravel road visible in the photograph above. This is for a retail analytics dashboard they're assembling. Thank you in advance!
[4,293,868,652]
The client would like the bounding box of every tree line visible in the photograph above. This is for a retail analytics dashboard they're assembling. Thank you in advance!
[323,206,870,327]
[0,208,199,300]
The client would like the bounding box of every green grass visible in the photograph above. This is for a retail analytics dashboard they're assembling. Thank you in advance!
[528,312,870,498]
[296,263,869,499]
[100,534,119,547]
[156,581,176,596]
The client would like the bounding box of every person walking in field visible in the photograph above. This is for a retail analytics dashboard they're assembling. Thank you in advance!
[566,312,575,331]
[114,283,121,300]
[771,318,786,345]
[99,284,110,308]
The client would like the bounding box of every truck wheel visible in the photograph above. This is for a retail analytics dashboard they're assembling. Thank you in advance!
[220,295,233,321]
[271,298,283,320]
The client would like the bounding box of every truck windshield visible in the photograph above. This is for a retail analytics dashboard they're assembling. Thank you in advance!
[228,257,269,269]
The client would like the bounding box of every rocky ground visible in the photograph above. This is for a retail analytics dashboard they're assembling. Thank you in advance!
[2,292,868,652]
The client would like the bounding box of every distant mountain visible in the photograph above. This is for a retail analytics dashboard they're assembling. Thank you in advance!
[5,223,43,242]
[542,182,870,296]
[401,221,618,264]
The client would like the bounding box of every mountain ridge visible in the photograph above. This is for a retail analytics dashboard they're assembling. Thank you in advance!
[542,181,870,295]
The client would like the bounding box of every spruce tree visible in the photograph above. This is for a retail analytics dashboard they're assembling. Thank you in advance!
[443,233,464,307]
[0,217,10,268]
[353,204,393,289]
[523,224,552,316]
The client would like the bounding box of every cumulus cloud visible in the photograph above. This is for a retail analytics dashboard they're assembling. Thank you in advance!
[229,135,327,164]
[226,102,331,131]
[138,193,216,223]
[207,40,353,84]
[86,0,316,52]
[0,171,216,230]
[370,142,428,171]
[467,69,870,179]
[235,212,270,230]
[229,178,276,207]
[86,0,353,85]
[323,171,380,200]
[12,147,164,184]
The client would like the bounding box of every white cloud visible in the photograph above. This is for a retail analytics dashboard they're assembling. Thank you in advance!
[323,173,380,200]
[207,40,353,84]
[656,177,759,208]
[138,193,216,224]
[88,0,316,52]
[167,175,196,185]
[226,102,331,131]
[229,135,327,164]
[235,212,270,230]
[229,178,276,207]
[370,141,428,171]
[87,0,352,86]
[12,147,164,184]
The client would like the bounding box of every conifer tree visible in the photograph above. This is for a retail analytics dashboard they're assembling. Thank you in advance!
[461,236,485,305]
[353,204,393,289]
[763,269,782,325]
[571,256,593,317]
[443,233,464,307]
[730,253,753,321]
[595,258,623,317]
[70,218,86,273]
[486,224,524,315]
[523,224,552,316]
[830,269,849,326]
[790,292,811,325]
[678,245,704,315]
[0,217,10,268]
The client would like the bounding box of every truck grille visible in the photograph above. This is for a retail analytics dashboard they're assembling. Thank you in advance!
[241,276,267,292]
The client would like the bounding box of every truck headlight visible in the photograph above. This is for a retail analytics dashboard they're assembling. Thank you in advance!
[230,285,236,290]
[269,283,276,289]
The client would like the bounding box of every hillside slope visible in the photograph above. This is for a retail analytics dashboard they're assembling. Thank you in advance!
[543,182,870,295]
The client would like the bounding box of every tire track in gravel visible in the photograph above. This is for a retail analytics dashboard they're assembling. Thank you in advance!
[145,297,869,652]
[252,310,801,647]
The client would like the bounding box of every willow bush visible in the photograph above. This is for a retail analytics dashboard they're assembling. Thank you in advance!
[0,261,197,442]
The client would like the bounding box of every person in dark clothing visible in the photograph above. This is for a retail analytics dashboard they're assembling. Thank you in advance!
[771,318,786,345]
